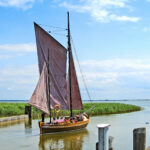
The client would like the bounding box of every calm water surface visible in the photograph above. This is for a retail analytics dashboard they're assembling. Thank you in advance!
[0,100,150,150]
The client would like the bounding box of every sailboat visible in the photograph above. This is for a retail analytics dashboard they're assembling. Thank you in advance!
[29,12,90,134]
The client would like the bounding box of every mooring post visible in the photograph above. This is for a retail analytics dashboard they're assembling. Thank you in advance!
[133,127,146,150]
[96,124,110,150]
[109,136,114,150]
[25,106,32,120]
[41,113,45,122]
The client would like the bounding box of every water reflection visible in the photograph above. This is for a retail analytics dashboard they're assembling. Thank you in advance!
[24,119,32,129]
[39,129,89,150]
[24,119,32,134]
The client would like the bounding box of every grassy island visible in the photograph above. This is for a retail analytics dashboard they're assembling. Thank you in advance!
[0,102,141,118]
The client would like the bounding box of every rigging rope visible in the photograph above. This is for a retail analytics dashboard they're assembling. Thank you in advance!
[39,23,67,30]
[70,35,92,102]
[47,31,67,36]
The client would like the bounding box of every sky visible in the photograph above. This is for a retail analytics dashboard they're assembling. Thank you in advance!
[1,0,150,100]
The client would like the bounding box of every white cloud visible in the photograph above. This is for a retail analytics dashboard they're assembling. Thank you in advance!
[1,57,150,100]
[0,64,38,92]
[0,43,36,52]
[0,64,39,100]
[0,54,14,59]
[80,59,150,78]
[109,14,140,22]
[80,59,150,70]
[75,58,150,99]
[0,65,38,77]
[0,0,40,9]
[60,0,140,23]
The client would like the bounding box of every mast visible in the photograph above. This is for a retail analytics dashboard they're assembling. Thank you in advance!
[47,48,52,123]
[67,12,73,117]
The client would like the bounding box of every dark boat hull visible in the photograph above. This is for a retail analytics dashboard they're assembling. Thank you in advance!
[39,119,90,134]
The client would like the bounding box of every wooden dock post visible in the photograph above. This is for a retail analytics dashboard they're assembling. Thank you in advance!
[133,127,146,150]
[25,106,32,120]
[96,124,110,150]
[41,113,45,122]
[109,136,114,150]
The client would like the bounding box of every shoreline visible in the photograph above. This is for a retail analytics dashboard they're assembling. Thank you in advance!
[0,102,141,118]
[0,115,28,124]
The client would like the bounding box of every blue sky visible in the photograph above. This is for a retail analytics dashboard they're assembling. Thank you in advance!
[1,0,150,100]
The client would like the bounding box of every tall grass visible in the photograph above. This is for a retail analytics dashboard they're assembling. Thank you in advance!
[82,103,141,116]
[0,102,141,118]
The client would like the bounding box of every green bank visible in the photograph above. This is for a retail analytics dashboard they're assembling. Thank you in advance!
[0,103,141,118]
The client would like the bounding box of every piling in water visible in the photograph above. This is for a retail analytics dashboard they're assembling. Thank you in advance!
[96,124,110,150]
[25,106,32,120]
[133,127,146,150]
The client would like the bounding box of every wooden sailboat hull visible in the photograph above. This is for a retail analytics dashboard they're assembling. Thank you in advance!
[39,119,90,134]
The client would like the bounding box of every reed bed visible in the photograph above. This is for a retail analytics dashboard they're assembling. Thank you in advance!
[0,102,141,118]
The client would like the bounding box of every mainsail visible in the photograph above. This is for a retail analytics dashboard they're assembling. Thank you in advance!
[29,22,83,114]
[29,23,68,114]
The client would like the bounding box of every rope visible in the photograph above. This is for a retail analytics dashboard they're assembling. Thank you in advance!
[39,23,67,30]
[70,35,92,102]
[47,31,67,37]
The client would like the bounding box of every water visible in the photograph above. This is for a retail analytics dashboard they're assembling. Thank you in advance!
[0,100,28,103]
[0,100,150,150]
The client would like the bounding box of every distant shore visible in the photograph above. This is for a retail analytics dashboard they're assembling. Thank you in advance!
[0,102,141,118]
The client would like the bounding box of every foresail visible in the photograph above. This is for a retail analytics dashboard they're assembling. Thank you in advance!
[32,22,69,110]
[29,63,50,114]
[68,52,83,110]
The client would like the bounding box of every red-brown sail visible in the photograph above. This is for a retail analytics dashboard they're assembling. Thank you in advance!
[68,52,83,110]
[29,22,83,115]
[29,63,50,114]
[29,23,69,113]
